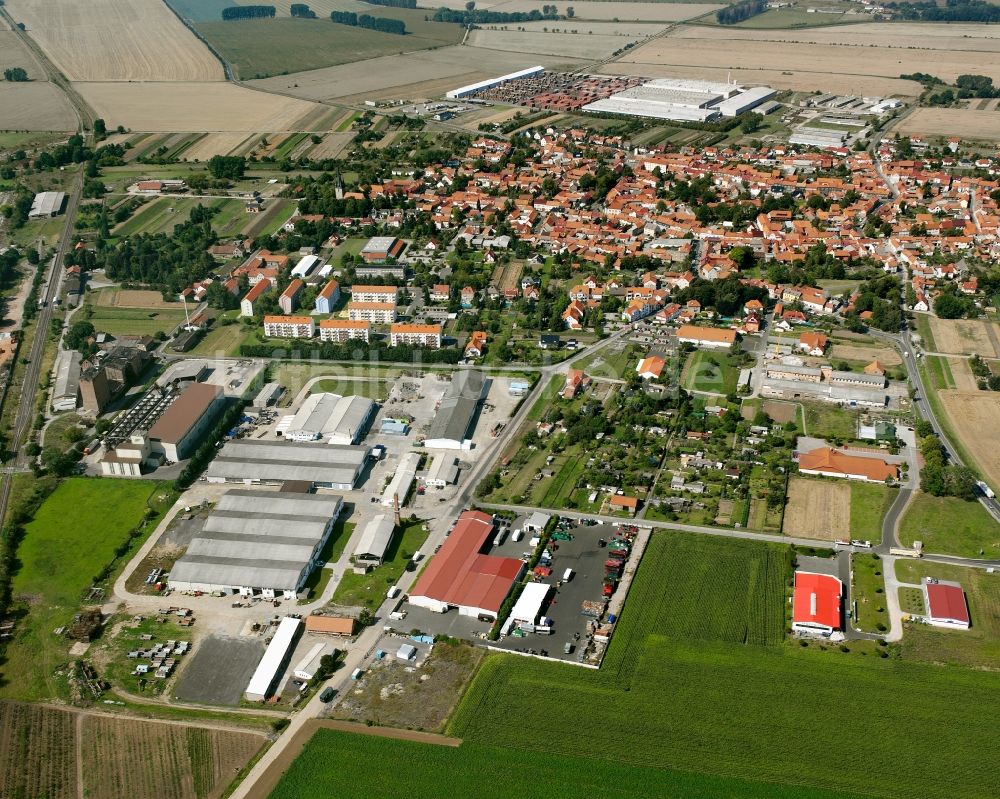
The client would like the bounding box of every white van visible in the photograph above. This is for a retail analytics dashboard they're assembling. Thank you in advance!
[563,568,574,582]
[387,585,401,599]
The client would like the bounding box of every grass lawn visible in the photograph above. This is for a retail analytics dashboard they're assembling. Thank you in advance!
[525,375,561,423]
[923,355,955,391]
[330,519,428,610]
[898,587,926,616]
[189,320,246,357]
[538,448,586,508]
[915,313,937,351]
[849,482,896,544]
[899,493,1000,557]
[852,552,888,634]
[895,560,1000,669]
[0,479,176,701]
[299,520,356,604]
[195,14,463,79]
[271,362,404,401]
[572,342,643,381]
[83,304,187,338]
[682,350,739,395]
[802,401,858,441]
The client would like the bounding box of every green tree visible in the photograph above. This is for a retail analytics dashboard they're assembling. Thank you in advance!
[3,67,28,82]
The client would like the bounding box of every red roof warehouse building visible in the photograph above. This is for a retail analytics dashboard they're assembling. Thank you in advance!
[408,511,524,620]
[924,580,970,629]
[792,571,843,636]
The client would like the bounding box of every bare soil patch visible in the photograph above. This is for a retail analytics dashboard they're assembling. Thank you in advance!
[783,477,850,540]
[307,131,354,159]
[929,317,1000,358]
[938,390,1000,492]
[109,289,186,309]
[763,400,798,424]
[829,344,901,366]
[332,639,484,732]
[6,0,222,81]
[895,107,1000,143]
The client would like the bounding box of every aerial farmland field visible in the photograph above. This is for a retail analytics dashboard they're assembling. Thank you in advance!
[4,0,223,81]
[445,532,1000,799]
[782,476,850,540]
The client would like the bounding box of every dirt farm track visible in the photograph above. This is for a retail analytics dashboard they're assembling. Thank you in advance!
[782,477,850,541]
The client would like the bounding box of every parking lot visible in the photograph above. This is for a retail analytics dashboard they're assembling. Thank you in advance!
[174,634,265,705]
[491,519,625,663]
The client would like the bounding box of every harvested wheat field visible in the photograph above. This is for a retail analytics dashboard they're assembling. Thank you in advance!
[249,46,579,101]
[75,82,320,132]
[896,108,1000,143]
[0,83,77,131]
[514,21,666,35]
[938,391,1000,491]
[485,0,721,19]
[671,22,1000,55]
[829,344,901,366]
[468,28,642,58]
[6,0,222,81]
[0,29,43,78]
[929,317,1000,358]
[182,132,256,162]
[947,357,980,392]
[80,715,264,799]
[611,25,991,93]
[783,477,851,540]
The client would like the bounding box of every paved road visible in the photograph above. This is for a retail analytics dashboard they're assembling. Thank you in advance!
[873,327,1000,522]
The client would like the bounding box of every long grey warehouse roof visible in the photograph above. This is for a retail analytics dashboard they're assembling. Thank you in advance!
[354,513,396,562]
[168,489,343,591]
[425,370,488,445]
[206,439,369,485]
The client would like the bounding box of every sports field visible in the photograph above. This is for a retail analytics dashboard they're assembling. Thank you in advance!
[0,479,174,701]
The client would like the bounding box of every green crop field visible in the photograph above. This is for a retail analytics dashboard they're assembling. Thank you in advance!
[849,481,896,544]
[444,531,1000,799]
[0,479,175,701]
[899,493,1000,557]
[270,729,865,799]
[194,15,463,79]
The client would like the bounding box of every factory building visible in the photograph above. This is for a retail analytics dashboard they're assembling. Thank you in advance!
[353,513,397,567]
[205,439,370,490]
[424,370,489,450]
[169,490,344,600]
[245,617,302,701]
[381,451,421,507]
[52,350,82,412]
[446,66,545,99]
[28,191,66,218]
[583,78,774,123]
[147,382,225,462]
[283,392,376,445]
